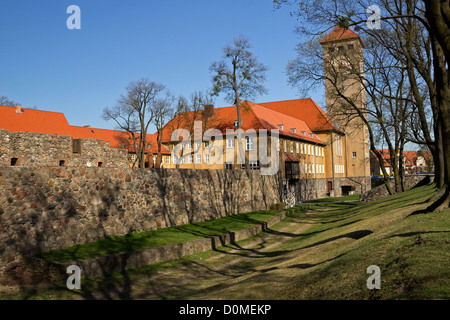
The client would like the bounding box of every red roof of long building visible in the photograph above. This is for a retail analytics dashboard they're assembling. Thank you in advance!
[0,104,170,154]
[161,100,325,145]
[258,98,342,133]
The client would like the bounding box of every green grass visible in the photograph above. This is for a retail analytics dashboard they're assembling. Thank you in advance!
[36,210,281,262]
[3,183,449,300]
[302,193,360,203]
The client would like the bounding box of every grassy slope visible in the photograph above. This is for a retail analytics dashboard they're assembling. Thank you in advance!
[36,210,281,262]
[1,184,448,300]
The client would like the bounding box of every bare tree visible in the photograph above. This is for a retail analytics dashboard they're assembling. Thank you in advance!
[275,0,450,211]
[153,92,175,168]
[166,91,216,168]
[210,35,268,168]
[0,96,19,107]
[103,78,166,168]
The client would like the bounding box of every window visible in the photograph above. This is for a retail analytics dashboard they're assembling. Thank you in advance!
[204,141,209,148]
[166,156,171,164]
[308,144,311,155]
[59,160,66,167]
[195,142,201,150]
[290,141,293,153]
[204,154,210,164]
[10,158,18,166]
[187,142,192,150]
[195,154,201,164]
[296,142,299,154]
[283,140,287,152]
[300,143,304,154]
[188,155,193,164]
[348,44,354,50]
[352,152,357,158]
[249,160,259,170]
[338,45,344,51]
[246,137,254,151]
[278,124,284,130]
[234,120,239,127]
[291,128,296,134]
[227,138,234,149]
[153,155,157,164]
[131,154,136,163]
[98,162,104,167]
[225,162,232,170]
[180,156,185,164]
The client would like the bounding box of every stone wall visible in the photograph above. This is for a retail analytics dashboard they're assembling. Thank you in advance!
[0,166,282,284]
[0,129,128,168]
[361,175,433,202]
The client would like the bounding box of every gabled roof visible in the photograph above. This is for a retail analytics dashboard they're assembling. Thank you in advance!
[162,100,325,145]
[372,149,420,168]
[0,104,170,154]
[258,98,342,133]
[0,104,71,136]
[320,25,361,45]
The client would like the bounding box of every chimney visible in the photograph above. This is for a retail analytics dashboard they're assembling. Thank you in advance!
[15,104,22,114]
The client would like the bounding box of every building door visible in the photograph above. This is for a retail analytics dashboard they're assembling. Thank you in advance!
[327,181,333,192]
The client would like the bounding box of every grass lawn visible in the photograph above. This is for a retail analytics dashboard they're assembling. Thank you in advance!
[36,210,281,262]
[2,183,448,300]
[302,193,361,203]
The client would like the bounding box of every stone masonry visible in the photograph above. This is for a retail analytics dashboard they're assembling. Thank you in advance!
[0,129,129,168]
[0,166,282,285]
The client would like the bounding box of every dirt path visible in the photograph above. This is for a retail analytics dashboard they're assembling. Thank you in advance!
[86,212,316,300]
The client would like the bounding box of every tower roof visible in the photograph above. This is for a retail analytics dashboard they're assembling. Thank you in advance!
[320,25,361,45]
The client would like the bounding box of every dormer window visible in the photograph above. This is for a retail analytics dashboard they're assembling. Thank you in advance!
[301,131,306,136]
[278,124,284,131]
[291,128,296,134]
[234,120,239,127]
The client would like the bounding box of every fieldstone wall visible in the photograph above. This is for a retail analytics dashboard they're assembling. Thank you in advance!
[361,175,434,202]
[0,166,282,285]
[0,129,128,168]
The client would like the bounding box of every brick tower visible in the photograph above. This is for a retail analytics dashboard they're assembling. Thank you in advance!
[320,26,371,191]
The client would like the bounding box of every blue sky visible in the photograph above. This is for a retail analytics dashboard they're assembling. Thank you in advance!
[0,0,324,131]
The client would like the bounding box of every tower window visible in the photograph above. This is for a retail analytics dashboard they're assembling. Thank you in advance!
[352,152,357,158]
[59,160,66,167]
[11,158,18,166]
[348,44,354,50]
[98,162,104,167]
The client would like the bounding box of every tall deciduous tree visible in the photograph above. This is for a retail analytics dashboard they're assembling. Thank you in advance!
[103,78,166,168]
[210,35,268,167]
[275,0,450,211]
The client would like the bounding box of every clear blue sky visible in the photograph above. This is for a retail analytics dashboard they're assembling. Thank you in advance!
[0,0,324,132]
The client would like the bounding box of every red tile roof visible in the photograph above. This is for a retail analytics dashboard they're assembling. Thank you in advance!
[0,104,169,154]
[162,100,325,145]
[258,98,342,133]
[285,153,300,162]
[320,26,361,44]
[372,149,420,167]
